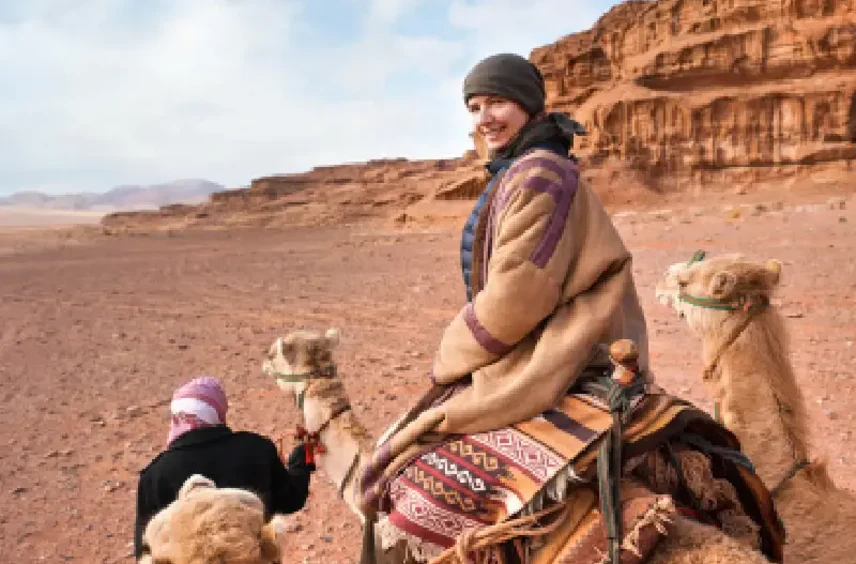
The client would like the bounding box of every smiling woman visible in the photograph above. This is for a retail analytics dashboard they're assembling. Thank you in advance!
[463,53,546,151]
[466,96,530,150]
[358,53,652,554]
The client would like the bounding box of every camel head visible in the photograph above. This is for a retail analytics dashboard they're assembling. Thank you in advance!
[262,327,341,403]
[140,474,283,564]
[656,252,783,334]
[655,260,691,313]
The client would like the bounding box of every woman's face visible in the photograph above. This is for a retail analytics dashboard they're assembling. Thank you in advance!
[467,95,530,151]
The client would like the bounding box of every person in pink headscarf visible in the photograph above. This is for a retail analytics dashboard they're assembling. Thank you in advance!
[133,377,312,561]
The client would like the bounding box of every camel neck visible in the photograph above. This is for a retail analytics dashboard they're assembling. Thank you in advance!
[706,314,809,489]
[301,391,372,518]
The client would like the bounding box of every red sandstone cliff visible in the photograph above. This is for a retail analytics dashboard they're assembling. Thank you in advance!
[103,0,856,232]
[102,153,486,231]
[533,0,856,190]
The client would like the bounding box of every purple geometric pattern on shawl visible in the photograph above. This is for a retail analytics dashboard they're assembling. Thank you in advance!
[490,154,580,270]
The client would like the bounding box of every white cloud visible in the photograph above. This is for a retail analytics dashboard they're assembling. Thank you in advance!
[0,0,613,195]
[448,0,607,60]
[2,1,311,191]
[366,0,426,27]
[0,0,475,194]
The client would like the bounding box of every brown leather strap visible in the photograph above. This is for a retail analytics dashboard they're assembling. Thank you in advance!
[703,298,769,382]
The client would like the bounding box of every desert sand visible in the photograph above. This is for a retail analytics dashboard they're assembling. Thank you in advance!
[0,191,854,563]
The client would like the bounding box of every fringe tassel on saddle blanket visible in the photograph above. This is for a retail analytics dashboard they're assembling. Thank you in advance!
[431,490,677,564]
[432,503,571,564]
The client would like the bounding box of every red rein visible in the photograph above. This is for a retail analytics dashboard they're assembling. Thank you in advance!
[295,425,326,465]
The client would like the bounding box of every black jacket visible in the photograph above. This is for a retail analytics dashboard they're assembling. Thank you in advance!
[133,425,310,559]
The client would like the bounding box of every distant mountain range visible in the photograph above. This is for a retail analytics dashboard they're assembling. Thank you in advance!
[0,179,226,212]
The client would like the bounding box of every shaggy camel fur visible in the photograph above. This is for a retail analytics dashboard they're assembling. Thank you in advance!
[139,474,283,564]
[655,253,856,563]
[262,328,773,564]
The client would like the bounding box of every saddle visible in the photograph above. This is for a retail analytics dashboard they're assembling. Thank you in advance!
[524,381,785,564]
[525,340,783,564]
[366,342,784,564]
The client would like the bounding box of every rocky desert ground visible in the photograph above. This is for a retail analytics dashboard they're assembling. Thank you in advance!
[0,190,854,563]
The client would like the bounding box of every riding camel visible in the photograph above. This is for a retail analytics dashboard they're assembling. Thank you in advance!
[139,474,284,564]
[259,328,782,564]
[655,251,856,564]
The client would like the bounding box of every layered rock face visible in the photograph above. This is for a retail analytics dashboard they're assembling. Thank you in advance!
[532,0,856,189]
[102,154,484,231]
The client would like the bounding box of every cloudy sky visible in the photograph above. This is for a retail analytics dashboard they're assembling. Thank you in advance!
[0,0,618,196]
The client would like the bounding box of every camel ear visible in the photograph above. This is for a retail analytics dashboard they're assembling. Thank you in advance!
[279,335,297,364]
[179,474,215,498]
[764,259,782,286]
[260,521,282,561]
[266,340,279,360]
[325,327,340,348]
[708,271,737,300]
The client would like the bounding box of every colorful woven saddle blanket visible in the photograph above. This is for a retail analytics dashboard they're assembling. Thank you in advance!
[382,393,616,549]
[378,391,784,563]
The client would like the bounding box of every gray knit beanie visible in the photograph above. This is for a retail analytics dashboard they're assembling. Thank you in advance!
[462,53,546,116]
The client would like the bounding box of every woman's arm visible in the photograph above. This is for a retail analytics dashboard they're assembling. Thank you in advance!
[269,443,313,514]
[432,154,580,384]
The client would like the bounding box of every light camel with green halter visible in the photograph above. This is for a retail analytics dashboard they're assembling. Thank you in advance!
[655,250,856,564]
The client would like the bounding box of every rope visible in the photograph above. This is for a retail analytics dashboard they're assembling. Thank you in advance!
[288,403,351,466]
[269,363,337,409]
[339,452,360,500]
[579,374,645,563]
[700,297,769,382]
[687,249,707,265]
[679,294,742,311]
[770,459,810,497]
[678,249,739,311]
[271,363,337,383]
[431,502,570,564]
[597,379,644,563]
[678,432,756,473]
